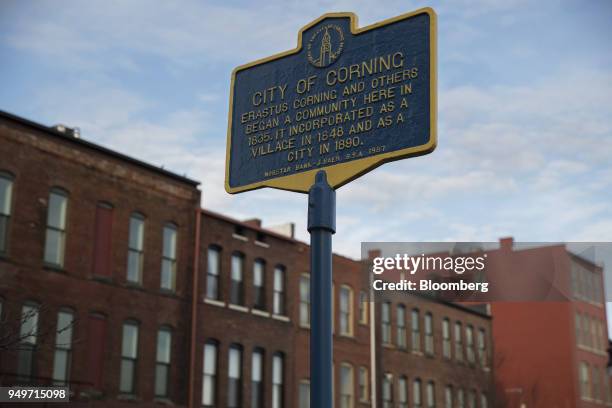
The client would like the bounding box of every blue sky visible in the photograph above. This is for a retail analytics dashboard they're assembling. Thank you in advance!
[1,0,611,263]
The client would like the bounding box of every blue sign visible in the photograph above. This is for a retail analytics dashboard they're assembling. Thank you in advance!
[226,8,437,193]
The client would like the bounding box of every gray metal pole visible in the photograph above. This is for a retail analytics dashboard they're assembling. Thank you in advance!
[308,170,336,408]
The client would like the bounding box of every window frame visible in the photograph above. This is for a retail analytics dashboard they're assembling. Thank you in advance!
[160,223,178,291]
[52,308,74,386]
[339,285,354,337]
[119,319,140,395]
[155,326,172,398]
[206,246,221,300]
[202,340,219,408]
[44,188,69,268]
[126,213,145,284]
[253,259,266,310]
[230,252,245,306]
[0,171,15,255]
[273,265,286,315]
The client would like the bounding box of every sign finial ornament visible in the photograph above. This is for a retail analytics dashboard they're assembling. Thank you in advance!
[307,24,345,68]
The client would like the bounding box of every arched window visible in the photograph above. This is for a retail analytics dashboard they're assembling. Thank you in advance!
[382,373,393,408]
[426,381,435,408]
[227,344,243,408]
[202,340,219,407]
[339,362,354,408]
[424,313,434,355]
[299,274,310,327]
[160,223,178,291]
[52,308,75,385]
[442,318,451,358]
[358,291,368,325]
[396,304,406,348]
[127,213,145,284]
[339,285,353,336]
[272,352,284,408]
[251,348,265,408]
[44,188,68,267]
[358,366,368,403]
[0,171,14,254]
[17,301,40,382]
[206,246,221,300]
[381,302,391,345]
[411,309,421,352]
[273,265,286,315]
[413,378,422,407]
[253,259,266,310]
[230,252,245,305]
[455,322,464,362]
[397,376,408,408]
[119,319,140,394]
[155,326,172,397]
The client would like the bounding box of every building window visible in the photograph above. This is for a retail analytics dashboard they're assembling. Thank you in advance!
[120,320,139,394]
[227,344,243,408]
[52,309,74,385]
[202,341,218,407]
[273,265,285,315]
[442,318,451,358]
[251,348,264,408]
[398,376,408,408]
[87,313,107,389]
[230,253,245,305]
[299,380,310,408]
[206,246,221,300]
[359,291,368,324]
[44,188,68,267]
[339,286,353,336]
[426,381,435,408]
[467,389,476,408]
[466,325,475,364]
[127,213,145,284]
[155,327,172,398]
[454,322,464,362]
[396,304,406,348]
[381,302,391,344]
[580,362,590,399]
[253,259,266,310]
[382,373,393,408]
[358,366,368,402]
[272,353,284,408]
[411,309,421,352]
[480,393,488,408]
[0,172,14,254]
[425,313,434,355]
[340,363,354,408]
[478,328,487,368]
[92,202,113,277]
[299,275,310,327]
[445,385,453,408]
[17,302,39,382]
[161,224,177,291]
[592,366,600,401]
[413,379,422,408]
[457,388,465,408]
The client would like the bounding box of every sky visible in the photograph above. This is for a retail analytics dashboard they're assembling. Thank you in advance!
[1,1,611,278]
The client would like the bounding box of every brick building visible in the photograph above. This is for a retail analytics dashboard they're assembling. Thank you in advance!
[484,240,611,408]
[0,110,495,408]
[0,111,201,405]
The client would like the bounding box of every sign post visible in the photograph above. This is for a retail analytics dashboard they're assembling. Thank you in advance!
[307,170,335,408]
[226,8,436,407]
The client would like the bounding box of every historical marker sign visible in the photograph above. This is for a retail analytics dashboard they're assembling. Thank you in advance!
[226,8,437,193]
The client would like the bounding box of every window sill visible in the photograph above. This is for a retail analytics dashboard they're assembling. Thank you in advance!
[44,263,66,273]
[91,275,113,284]
[272,314,290,322]
[203,298,226,307]
[228,304,249,313]
[159,288,179,298]
[124,282,145,291]
[252,309,270,318]
[117,394,141,402]
[254,240,270,248]
[411,350,424,356]
[232,233,248,242]
[154,397,175,405]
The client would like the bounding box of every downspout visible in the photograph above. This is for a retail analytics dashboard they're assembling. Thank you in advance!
[188,209,202,408]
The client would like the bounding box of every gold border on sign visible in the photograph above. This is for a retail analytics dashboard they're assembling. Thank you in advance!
[225,7,437,194]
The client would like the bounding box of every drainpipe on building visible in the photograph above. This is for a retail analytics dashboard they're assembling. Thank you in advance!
[187,209,202,408]
[370,300,377,408]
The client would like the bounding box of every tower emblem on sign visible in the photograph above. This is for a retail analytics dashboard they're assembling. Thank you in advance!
[307,24,345,68]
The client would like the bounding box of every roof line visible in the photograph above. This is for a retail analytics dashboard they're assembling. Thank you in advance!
[200,208,298,243]
[0,110,201,187]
